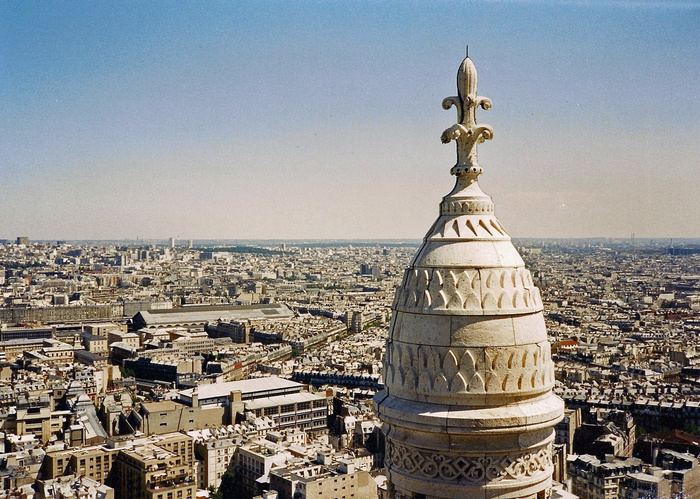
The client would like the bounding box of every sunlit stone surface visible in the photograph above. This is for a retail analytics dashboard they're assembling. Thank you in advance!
[374,52,564,499]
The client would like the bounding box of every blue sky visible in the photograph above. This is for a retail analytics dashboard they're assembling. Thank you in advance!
[1,1,698,240]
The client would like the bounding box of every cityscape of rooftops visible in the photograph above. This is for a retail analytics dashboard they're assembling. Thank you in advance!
[1,1,699,499]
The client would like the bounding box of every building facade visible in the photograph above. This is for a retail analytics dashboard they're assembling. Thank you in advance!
[110,433,196,499]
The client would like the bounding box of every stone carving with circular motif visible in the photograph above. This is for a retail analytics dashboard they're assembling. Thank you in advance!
[385,439,552,484]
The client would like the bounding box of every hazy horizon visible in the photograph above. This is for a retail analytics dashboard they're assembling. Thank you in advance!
[2,1,698,240]
[8,237,700,248]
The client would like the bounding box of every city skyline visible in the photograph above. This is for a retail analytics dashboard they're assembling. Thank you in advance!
[2,1,698,240]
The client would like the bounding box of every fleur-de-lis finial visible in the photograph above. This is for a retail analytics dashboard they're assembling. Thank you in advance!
[441,51,493,177]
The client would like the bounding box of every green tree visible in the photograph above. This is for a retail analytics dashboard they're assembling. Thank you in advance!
[219,472,236,499]
[684,422,700,435]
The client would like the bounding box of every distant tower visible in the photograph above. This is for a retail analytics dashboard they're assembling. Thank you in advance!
[169,237,175,248]
[350,311,364,333]
[374,52,563,498]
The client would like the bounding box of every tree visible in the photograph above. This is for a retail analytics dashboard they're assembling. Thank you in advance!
[684,422,700,436]
[218,472,237,499]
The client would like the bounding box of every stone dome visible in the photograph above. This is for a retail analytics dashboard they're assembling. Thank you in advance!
[374,51,564,499]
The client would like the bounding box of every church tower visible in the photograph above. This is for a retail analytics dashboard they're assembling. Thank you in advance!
[374,52,564,499]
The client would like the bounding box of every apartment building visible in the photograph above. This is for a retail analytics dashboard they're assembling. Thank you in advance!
[234,441,291,499]
[569,455,644,499]
[42,446,119,485]
[194,437,238,490]
[110,433,196,499]
[269,460,377,499]
[243,392,329,432]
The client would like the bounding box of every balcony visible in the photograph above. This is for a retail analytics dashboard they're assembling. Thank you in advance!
[147,476,193,492]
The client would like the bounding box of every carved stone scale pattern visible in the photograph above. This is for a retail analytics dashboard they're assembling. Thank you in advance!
[385,438,553,484]
[384,341,554,398]
[393,266,543,315]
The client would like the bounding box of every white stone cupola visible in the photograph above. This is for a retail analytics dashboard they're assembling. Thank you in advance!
[373,50,564,499]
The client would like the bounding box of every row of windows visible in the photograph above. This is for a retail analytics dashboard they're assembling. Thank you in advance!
[155,487,194,499]
[258,402,326,416]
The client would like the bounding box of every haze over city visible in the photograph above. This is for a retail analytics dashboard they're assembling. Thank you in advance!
[1,1,698,240]
[2,6,700,497]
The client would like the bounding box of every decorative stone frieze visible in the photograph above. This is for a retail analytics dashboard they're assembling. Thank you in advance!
[384,341,554,401]
[393,266,542,315]
[385,439,553,484]
[427,215,509,241]
[440,199,494,216]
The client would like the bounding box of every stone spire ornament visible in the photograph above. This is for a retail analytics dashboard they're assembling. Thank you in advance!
[374,51,564,499]
[440,48,493,178]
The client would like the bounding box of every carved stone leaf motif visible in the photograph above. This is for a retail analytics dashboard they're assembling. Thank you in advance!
[428,269,446,309]
[399,343,413,370]
[468,372,485,393]
[452,372,468,393]
[396,266,544,314]
[427,349,441,374]
[443,349,460,381]
[443,270,462,310]
[434,373,449,392]
[418,369,432,393]
[386,440,552,483]
[492,348,510,373]
[460,349,476,377]
[432,214,511,240]
[388,365,396,387]
[404,369,417,390]
[387,342,553,396]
